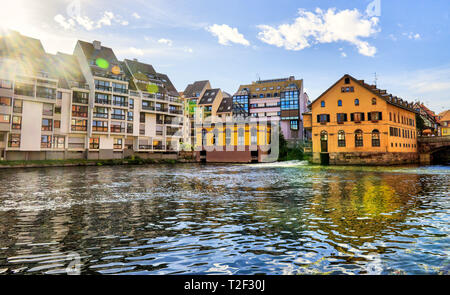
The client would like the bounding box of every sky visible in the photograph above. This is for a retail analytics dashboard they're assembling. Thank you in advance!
[0,0,449,112]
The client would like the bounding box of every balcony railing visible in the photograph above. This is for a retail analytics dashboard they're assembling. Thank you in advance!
[95,85,112,91]
[95,99,111,105]
[92,126,108,132]
[153,145,165,150]
[169,109,183,115]
[73,97,89,104]
[111,114,126,120]
[110,126,125,133]
[93,112,108,119]
[112,101,128,107]
[113,87,128,94]
[139,145,152,150]
[71,126,87,131]
[155,107,168,112]
[142,105,155,111]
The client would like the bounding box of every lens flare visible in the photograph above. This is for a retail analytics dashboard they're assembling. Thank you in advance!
[146,84,158,94]
[111,65,120,75]
[95,58,109,69]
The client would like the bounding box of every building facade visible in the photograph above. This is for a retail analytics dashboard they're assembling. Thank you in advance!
[232,76,309,144]
[303,74,419,165]
[0,31,185,161]
[413,102,441,136]
[438,110,450,136]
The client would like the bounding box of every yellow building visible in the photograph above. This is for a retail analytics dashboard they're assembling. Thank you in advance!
[438,110,450,136]
[303,74,419,165]
[194,121,273,163]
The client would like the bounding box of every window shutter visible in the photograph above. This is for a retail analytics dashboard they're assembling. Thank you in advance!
[361,112,365,121]
[344,113,348,121]
[317,115,320,123]
[327,114,330,122]
[379,112,382,120]
[367,112,372,121]
[350,113,354,121]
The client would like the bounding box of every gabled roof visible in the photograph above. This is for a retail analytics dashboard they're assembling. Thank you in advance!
[438,110,450,122]
[217,96,233,113]
[198,88,220,105]
[78,40,119,64]
[311,74,417,113]
[184,80,210,98]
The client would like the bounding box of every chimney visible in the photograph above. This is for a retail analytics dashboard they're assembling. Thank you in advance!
[133,58,138,62]
[289,76,295,81]
[93,40,101,50]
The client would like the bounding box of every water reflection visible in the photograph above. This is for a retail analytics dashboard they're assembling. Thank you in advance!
[0,163,448,275]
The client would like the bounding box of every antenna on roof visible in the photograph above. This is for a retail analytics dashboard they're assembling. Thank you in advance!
[256,73,260,82]
[373,72,378,87]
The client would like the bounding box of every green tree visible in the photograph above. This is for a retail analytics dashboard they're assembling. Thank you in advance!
[416,113,425,136]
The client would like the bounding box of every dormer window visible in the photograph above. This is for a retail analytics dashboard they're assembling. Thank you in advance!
[321,101,325,107]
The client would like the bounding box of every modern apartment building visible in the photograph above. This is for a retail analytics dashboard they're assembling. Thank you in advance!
[303,74,419,165]
[0,30,184,161]
[232,76,309,143]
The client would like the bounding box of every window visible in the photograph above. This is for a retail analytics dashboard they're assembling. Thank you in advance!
[290,120,298,130]
[238,128,245,146]
[354,98,359,106]
[372,98,376,105]
[0,97,11,106]
[13,99,23,113]
[111,109,125,120]
[92,120,108,132]
[0,80,12,89]
[54,120,61,129]
[95,93,110,104]
[52,136,65,149]
[355,130,363,147]
[127,123,133,134]
[42,119,53,131]
[41,135,52,148]
[338,130,346,147]
[0,114,10,124]
[345,77,350,84]
[225,128,231,145]
[127,111,134,121]
[36,86,56,99]
[110,122,125,133]
[129,98,134,109]
[368,112,382,121]
[94,107,108,118]
[12,116,21,129]
[8,133,20,147]
[112,95,127,107]
[140,112,145,123]
[389,112,392,121]
[57,91,62,99]
[89,137,100,149]
[14,82,34,96]
[321,101,325,107]
[43,104,53,116]
[251,127,258,145]
[213,129,219,146]
[54,106,61,114]
[338,100,342,107]
[113,138,123,149]
[372,129,380,147]
[202,129,207,146]
[317,114,330,123]
[351,112,364,122]
[71,119,87,131]
[72,105,88,118]
[337,113,347,123]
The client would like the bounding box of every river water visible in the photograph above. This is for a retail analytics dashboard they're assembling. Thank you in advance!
[0,161,448,275]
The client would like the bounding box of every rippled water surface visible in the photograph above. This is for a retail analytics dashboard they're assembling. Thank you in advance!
[0,161,448,275]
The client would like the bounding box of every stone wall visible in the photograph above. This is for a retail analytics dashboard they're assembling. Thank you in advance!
[312,152,418,165]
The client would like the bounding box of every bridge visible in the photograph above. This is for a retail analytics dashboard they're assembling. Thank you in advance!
[418,136,450,165]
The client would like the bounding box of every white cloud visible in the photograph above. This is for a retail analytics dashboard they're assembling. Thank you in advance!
[257,8,379,57]
[128,47,145,56]
[206,24,250,46]
[132,13,141,19]
[404,32,421,40]
[341,52,347,58]
[158,38,173,46]
[54,10,129,31]
[184,48,193,53]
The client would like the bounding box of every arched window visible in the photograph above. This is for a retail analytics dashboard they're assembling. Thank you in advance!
[338,130,346,147]
[372,98,377,105]
[225,128,231,145]
[372,129,380,147]
[338,99,342,107]
[201,129,207,146]
[238,127,245,146]
[354,98,360,106]
[320,130,328,141]
[213,128,219,146]
[355,129,363,147]
[251,127,257,145]
[321,101,325,107]
[344,77,350,84]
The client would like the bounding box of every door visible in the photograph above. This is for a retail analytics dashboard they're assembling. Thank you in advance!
[320,131,328,153]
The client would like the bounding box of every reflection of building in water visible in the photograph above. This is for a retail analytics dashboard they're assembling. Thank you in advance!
[308,170,421,245]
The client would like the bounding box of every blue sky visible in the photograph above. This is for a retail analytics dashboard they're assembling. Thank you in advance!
[1,0,449,112]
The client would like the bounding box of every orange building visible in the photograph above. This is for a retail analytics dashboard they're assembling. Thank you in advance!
[303,74,419,165]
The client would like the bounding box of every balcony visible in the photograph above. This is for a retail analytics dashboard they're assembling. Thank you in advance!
[72,112,88,118]
[142,105,155,111]
[71,126,87,132]
[139,145,152,150]
[169,109,183,115]
[92,126,108,132]
[73,97,89,104]
[155,107,168,112]
[112,101,128,107]
[95,85,112,92]
[111,114,126,120]
[113,87,128,94]
[93,112,108,119]
[153,145,165,150]
[95,99,111,105]
[110,126,125,133]
[164,120,182,126]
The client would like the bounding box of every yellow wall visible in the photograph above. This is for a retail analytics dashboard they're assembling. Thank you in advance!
[311,76,418,154]
[195,124,271,148]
